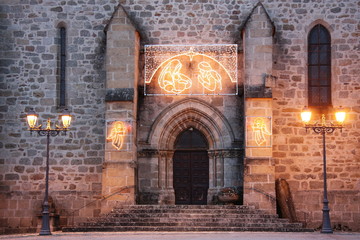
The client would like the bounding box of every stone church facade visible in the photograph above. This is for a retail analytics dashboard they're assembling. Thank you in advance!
[0,0,359,234]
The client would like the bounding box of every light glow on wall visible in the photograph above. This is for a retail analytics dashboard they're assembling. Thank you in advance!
[246,116,272,147]
[107,121,129,150]
[252,117,272,146]
[158,59,192,94]
[145,45,238,95]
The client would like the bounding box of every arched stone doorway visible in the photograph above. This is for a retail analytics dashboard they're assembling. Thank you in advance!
[173,128,209,205]
[137,98,243,205]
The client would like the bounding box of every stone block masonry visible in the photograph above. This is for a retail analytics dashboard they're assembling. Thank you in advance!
[101,5,140,213]
[0,0,359,234]
[0,0,120,234]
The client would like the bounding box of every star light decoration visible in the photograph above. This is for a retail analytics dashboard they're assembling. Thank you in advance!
[145,45,238,95]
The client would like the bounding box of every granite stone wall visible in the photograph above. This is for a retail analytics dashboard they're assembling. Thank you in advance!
[0,0,119,233]
[0,0,359,233]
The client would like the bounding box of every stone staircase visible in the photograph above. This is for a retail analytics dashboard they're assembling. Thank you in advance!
[63,205,313,232]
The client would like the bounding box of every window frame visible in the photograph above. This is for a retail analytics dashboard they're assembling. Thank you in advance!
[307,24,332,107]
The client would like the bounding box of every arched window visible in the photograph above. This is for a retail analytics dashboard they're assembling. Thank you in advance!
[308,24,331,107]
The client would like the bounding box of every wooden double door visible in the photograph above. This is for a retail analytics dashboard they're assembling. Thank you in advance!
[173,150,209,205]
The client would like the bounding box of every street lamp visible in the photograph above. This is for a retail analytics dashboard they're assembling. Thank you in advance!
[26,109,72,235]
[301,107,346,234]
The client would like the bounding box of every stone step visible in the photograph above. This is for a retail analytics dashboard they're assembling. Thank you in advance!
[81,219,291,227]
[105,213,280,219]
[114,205,255,209]
[85,217,289,224]
[81,214,288,222]
[82,221,303,228]
[109,206,271,216]
[63,205,313,232]
[64,225,312,232]
[110,209,266,215]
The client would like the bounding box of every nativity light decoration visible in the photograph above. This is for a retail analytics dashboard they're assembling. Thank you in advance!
[145,45,238,95]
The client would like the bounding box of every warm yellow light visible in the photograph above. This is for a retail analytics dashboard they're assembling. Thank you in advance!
[26,110,38,128]
[107,121,128,150]
[335,110,346,124]
[158,59,192,94]
[251,117,272,146]
[146,45,237,95]
[61,109,72,128]
[156,55,225,94]
[301,108,312,124]
[198,61,222,91]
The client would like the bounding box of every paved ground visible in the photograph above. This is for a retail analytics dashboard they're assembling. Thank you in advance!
[0,232,359,240]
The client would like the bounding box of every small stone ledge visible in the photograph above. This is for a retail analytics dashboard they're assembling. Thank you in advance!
[245,86,272,98]
[244,157,274,165]
[105,88,134,102]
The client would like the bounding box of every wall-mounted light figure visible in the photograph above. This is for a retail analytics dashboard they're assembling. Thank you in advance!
[158,59,192,94]
[252,117,272,146]
[198,61,222,91]
[107,121,128,150]
[145,45,238,95]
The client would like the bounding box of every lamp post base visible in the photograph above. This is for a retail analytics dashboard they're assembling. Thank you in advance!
[321,204,333,234]
[321,229,333,234]
[39,203,52,236]
[39,229,52,236]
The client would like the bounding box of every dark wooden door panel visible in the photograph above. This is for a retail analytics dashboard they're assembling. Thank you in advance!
[192,187,208,205]
[173,150,209,205]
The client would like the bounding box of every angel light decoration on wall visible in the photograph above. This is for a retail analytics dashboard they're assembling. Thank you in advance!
[107,121,128,150]
[251,117,272,146]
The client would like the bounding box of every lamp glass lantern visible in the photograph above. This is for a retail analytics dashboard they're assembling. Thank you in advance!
[26,110,38,129]
[335,109,346,124]
[61,109,72,129]
[301,107,312,124]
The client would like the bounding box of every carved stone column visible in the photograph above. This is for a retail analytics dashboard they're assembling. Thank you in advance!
[158,151,166,189]
[215,150,225,188]
[207,150,225,204]
[158,150,175,204]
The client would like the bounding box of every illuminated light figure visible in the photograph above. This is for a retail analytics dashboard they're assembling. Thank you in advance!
[251,117,272,146]
[107,121,127,150]
[197,61,222,91]
[158,59,192,94]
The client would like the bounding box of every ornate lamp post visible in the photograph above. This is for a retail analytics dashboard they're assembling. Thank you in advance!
[301,107,346,234]
[26,109,72,235]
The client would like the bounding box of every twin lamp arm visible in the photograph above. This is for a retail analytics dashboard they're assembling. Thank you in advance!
[301,107,346,126]
[26,109,72,130]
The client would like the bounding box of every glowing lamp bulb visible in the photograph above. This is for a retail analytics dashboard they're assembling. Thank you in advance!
[301,107,312,124]
[61,109,72,128]
[335,110,346,124]
[26,110,38,129]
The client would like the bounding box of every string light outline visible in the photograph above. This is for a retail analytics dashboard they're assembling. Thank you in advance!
[251,117,272,146]
[107,121,128,150]
[144,44,238,95]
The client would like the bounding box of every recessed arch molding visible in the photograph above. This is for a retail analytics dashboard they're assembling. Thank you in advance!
[146,97,235,150]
